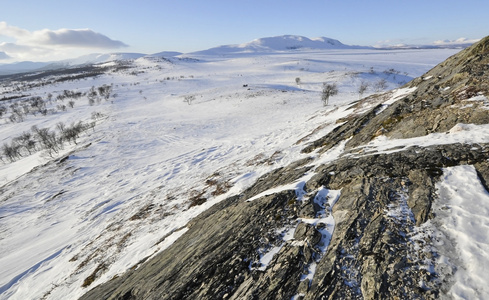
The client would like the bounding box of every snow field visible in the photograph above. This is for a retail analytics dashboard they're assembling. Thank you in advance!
[435,165,489,299]
[0,48,459,299]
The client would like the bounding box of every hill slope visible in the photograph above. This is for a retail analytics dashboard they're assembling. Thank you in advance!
[0,45,469,299]
[80,37,489,299]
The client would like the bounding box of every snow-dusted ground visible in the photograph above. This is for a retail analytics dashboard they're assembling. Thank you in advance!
[435,166,489,299]
[0,48,463,299]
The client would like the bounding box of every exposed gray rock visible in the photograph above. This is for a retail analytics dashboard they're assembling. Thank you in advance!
[294,222,322,246]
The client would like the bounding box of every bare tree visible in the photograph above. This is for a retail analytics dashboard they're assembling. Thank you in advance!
[62,122,84,145]
[33,127,59,157]
[98,84,112,101]
[10,106,24,122]
[374,79,388,92]
[56,122,66,133]
[2,143,20,162]
[16,132,36,154]
[358,81,369,99]
[295,77,301,85]
[321,83,338,106]
[87,86,98,105]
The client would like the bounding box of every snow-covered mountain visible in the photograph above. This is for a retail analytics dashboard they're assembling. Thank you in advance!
[0,61,53,75]
[64,52,147,65]
[0,53,147,76]
[148,51,182,58]
[0,35,477,75]
[193,35,370,55]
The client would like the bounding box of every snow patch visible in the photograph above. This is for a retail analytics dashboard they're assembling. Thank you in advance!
[355,123,489,156]
[299,188,341,280]
[383,87,417,106]
[435,165,489,299]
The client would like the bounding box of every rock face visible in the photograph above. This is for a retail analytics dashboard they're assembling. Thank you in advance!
[80,36,489,300]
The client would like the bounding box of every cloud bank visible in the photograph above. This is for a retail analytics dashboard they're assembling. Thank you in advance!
[0,51,10,60]
[0,22,128,61]
[433,37,480,46]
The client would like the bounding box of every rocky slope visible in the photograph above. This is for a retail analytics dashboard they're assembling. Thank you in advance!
[80,36,489,299]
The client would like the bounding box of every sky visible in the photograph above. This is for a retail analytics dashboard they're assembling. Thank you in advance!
[0,0,487,62]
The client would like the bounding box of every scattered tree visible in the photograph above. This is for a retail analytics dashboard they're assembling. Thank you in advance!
[2,143,20,162]
[87,86,98,105]
[374,79,388,92]
[61,122,84,145]
[97,84,112,101]
[0,106,6,117]
[358,81,369,99]
[321,83,338,106]
[56,122,66,133]
[295,77,301,85]
[33,127,60,157]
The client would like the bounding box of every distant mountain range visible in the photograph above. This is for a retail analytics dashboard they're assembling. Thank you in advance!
[0,35,475,75]
[0,52,182,76]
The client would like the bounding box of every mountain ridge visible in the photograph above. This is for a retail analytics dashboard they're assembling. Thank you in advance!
[191,35,371,55]
[0,35,476,75]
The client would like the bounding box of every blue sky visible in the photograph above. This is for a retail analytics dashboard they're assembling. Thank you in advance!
[0,0,487,62]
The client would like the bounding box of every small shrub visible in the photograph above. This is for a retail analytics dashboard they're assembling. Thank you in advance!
[183,95,195,105]
[188,190,206,208]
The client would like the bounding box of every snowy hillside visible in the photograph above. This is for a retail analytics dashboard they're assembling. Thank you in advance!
[0,46,467,299]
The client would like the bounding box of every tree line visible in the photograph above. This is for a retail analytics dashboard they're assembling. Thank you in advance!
[1,114,102,163]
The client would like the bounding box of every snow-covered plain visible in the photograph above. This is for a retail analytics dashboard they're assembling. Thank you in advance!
[0,48,463,299]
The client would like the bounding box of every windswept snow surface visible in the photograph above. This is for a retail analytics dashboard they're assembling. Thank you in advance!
[435,166,489,299]
[0,48,459,299]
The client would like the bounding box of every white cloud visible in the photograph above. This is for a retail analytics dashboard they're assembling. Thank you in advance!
[433,37,480,46]
[0,22,29,39]
[0,42,53,61]
[373,39,406,48]
[0,51,10,60]
[30,28,128,48]
[0,22,128,62]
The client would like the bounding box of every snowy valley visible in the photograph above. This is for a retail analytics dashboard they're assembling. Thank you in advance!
[1,35,488,299]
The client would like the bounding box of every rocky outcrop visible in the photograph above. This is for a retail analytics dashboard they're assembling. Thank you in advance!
[304,143,489,299]
[81,37,489,299]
